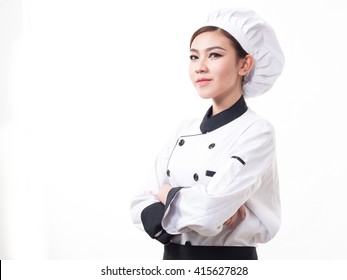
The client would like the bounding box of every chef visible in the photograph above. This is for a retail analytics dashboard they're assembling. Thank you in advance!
[130,7,285,260]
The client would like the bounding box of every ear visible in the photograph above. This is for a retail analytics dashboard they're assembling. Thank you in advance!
[238,54,254,76]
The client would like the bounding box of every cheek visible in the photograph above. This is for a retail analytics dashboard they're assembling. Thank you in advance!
[217,64,239,82]
[188,64,195,83]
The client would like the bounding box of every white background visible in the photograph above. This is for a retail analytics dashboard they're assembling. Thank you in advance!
[1,0,347,259]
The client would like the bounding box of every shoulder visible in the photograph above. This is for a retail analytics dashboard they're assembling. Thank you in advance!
[172,118,202,136]
[235,110,276,146]
[242,109,275,133]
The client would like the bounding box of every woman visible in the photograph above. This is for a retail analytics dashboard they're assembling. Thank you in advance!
[130,7,284,260]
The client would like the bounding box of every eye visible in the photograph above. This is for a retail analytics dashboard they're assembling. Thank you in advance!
[190,55,199,61]
[209,52,222,58]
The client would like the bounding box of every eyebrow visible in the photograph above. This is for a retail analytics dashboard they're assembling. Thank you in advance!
[190,46,227,53]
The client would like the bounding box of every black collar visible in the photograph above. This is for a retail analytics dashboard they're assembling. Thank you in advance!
[200,96,248,133]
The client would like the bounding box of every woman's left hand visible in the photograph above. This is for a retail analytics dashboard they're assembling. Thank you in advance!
[156,184,173,205]
[224,205,246,227]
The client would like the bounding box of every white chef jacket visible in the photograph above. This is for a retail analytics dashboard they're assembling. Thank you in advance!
[130,96,280,247]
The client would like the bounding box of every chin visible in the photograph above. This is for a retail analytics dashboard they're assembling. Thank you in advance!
[197,94,212,100]
[196,90,215,100]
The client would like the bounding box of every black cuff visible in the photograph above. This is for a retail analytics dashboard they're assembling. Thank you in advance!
[141,202,173,245]
[164,187,183,212]
[141,188,184,245]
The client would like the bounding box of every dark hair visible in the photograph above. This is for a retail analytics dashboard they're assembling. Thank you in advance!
[190,26,248,59]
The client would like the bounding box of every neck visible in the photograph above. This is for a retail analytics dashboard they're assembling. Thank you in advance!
[212,92,243,116]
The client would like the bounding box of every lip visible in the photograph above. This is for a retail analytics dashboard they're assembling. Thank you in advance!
[196,78,212,86]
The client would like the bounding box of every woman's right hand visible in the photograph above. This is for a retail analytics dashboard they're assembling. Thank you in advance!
[223,205,246,227]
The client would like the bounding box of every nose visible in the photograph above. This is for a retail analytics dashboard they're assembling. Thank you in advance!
[195,59,208,74]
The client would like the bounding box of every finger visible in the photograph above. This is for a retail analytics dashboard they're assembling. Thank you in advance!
[239,205,246,220]
[224,217,231,226]
[225,215,237,226]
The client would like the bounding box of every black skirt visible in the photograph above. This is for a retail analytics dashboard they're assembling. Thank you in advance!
[163,242,258,260]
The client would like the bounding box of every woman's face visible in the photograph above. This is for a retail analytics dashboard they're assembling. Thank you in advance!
[189,30,244,102]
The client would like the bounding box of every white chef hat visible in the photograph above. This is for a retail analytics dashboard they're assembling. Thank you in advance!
[202,8,285,98]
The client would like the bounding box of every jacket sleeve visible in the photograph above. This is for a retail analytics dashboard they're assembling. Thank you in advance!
[161,119,280,239]
[129,145,173,243]
[129,121,190,244]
